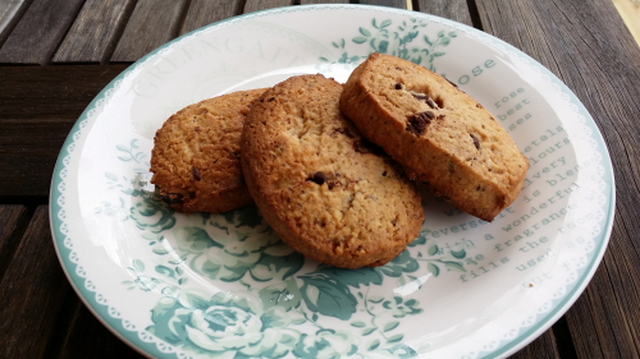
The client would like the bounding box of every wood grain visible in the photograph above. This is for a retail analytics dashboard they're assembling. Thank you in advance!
[243,0,295,14]
[111,0,189,62]
[0,65,129,196]
[565,256,640,358]
[0,206,69,358]
[509,330,561,359]
[0,0,30,46]
[358,0,407,8]
[415,0,474,27]
[300,0,350,3]
[0,64,130,119]
[53,0,137,63]
[0,0,84,64]
[48,293,144,358]
[0,118,76,197]
[179,0,243,35]
[476,0,640,357]
[0,205,28,279]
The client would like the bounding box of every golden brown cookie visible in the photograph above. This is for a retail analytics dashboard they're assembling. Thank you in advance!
[150,88,266,213]
[241,74,424,269]
[340,53,529,222]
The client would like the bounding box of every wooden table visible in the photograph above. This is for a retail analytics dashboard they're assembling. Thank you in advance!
[1,1,639,358]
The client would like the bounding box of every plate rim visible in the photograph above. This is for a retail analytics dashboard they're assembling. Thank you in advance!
[48,4,616,358]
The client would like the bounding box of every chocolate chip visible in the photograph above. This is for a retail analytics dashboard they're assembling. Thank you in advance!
[470,133,480,150]
[382,171,387,177]
[267,97,275,102]
[426,98,439,109]
[406,111,434,135]
[410,91,440,109]
[161,193,183,205]
[395,83,403,90]
[410,91,429,101]
[307,171,327,185]
[192,167,201,181]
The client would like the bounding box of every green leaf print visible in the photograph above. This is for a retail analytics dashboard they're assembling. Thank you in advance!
[427,262,440,277]
[444,261,467,272]
[359,27,371,37]
[451,248,466,259]
[315,265,384,288]
[368,339,381,351]
[299,273,357,320]
[221,204,263,229]
[259,278,302,312]
[324,17,456,71]
[377,250,419,277]
[383,321,400,332]
[182,227,222,250]
[352,36,368,44]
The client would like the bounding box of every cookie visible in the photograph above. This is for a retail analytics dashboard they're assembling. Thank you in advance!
[241,74,424,269]
[150,88,266,213]
[340,53,529,222]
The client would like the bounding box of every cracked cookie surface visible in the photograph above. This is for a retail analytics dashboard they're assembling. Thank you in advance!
[340,53,529,221]
[150,88,266,213]
[241,74,423,269]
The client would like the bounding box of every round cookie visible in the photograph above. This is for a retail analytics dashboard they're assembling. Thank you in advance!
[340,53,529,222]
[241,74,424,269]
[150,88,266,213]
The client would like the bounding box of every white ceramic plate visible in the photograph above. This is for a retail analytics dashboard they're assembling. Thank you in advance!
[50,5,615,358]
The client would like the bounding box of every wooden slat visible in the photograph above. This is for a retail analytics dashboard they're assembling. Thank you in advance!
[358,0,407,9]
[111,0,189,62]
[509,329,561,359]
[0,205,28,279]
[49,293,144,358]
[243,0,295,14]
[0,65,129,196]
[0,0,30,46]
[416,0,474,27]
[0,64,130,119]
[0,206,70,358]
[612,0,640,45]
[52,0,137,64]
[565,230,640,358]
[179,0,243,35]
[0,118,76,197]
[0,0,84,64]
[300,0,350,3]
[476,0,640,357]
